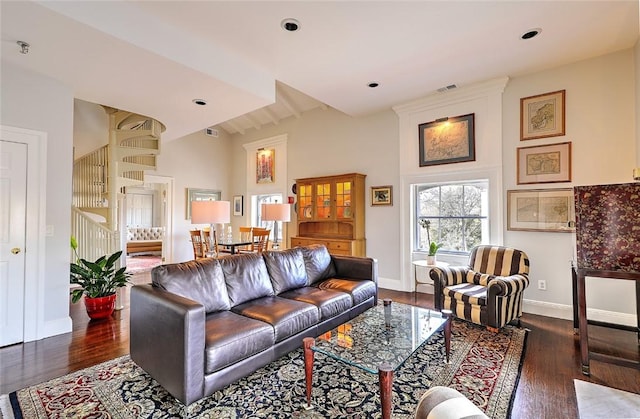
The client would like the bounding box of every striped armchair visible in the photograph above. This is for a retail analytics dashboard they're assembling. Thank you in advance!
[429,245,530,331]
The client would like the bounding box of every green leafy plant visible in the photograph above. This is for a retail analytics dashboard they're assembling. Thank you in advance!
[70,236,131,303]
[418,219,443,256]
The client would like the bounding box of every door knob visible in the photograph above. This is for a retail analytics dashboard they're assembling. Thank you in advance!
[11,247,21,254]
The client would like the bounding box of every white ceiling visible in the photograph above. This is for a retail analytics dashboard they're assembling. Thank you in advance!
[2,1,638,140]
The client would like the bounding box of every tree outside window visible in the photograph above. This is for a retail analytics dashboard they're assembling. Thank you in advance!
[415,181,489,254]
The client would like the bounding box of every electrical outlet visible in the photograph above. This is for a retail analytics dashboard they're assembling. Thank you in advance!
[537,280,547,291]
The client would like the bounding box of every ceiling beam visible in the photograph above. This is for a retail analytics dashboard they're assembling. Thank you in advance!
[277,89,301,119]
[261,107,280,125]
[226,120,245,135]
[243,114,262,130]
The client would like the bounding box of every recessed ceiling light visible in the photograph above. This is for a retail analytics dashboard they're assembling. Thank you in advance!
[192,99,207,106]
[368,82,379,88]
[281,18,300,32]
[521,28,542,40]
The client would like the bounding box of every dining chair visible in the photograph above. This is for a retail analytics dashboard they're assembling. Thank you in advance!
[236,226,254,253]
[202,229,223,257]
[189,229,207,260]
[250,229,271,253]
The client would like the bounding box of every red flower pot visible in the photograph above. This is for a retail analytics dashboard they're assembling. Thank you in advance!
[84,294,117,320]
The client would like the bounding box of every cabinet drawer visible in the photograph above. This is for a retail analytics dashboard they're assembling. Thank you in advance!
[327,241,352,252]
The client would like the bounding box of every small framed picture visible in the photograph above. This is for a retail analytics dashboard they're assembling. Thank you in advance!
[507,188,575,232]
[520,90,565,140]
[371,185,393,206]
[517,141,571,184]
[233,195,243,216]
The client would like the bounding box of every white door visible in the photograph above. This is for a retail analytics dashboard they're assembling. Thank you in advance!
[0,140,27,346]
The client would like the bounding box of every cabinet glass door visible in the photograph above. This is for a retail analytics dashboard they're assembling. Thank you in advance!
[316,183,332,219]
[336,180,352,219]
[298,183,313,219]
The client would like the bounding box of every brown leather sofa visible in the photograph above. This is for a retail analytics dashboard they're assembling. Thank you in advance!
[130,244,378,405]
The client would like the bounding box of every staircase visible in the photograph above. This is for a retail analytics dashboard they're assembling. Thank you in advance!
[71,108,164,261]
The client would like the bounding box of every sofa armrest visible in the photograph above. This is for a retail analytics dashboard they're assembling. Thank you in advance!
[487,274,530,297]
[331,255,378,304]
[130,284,206,405]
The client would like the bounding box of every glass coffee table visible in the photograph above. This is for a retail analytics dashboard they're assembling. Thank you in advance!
[302,302,452,419]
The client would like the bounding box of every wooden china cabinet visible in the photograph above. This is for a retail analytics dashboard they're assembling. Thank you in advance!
[291,173,366,256]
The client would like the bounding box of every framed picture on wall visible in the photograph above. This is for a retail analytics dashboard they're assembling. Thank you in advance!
[256,148,275,184]
[507,188,575,232]
[185,188,221,219]
[520,90,565,140]
[418,113,475,166]
[517,141,572,184]
[233,195,243,216]
[371,185,393,206]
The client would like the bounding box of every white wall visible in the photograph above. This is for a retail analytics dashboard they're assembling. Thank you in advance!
[503,49,637,322]
[229,107,400,282]
[1,61,74,338]
[153,129,232,263]
[73,99,108,159]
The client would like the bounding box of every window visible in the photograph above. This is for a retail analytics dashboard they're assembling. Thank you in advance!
[253,193,283,242]
[415,180,489,254]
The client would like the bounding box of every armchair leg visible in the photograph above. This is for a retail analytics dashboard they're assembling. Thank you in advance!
[486,326,499,333]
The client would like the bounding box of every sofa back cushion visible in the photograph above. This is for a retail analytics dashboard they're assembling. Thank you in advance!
[151,258,230,313]
[263,248,308,294]
[220,253,274,306]
[127,227,164,241]
[299,244,336,285]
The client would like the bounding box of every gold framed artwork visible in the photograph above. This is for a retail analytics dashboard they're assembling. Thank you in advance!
[256,148,275,184]
[507,188,575,232]
[371,185,392,206]
[517,141,571,184]
[520,90,565,140]
[418,113,475,166]
[185,188,221,219]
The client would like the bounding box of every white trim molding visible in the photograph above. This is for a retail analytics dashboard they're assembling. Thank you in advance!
[523,299,637,327]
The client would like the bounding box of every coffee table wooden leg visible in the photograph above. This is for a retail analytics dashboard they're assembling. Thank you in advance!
[303,337,315,409]
[378,364,393,419]
[442,309,452,363]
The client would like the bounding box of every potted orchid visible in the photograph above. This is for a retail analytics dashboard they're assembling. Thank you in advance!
[418,219,443,265]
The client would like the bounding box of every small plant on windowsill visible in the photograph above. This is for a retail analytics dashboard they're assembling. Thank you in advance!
[418,219,443,264]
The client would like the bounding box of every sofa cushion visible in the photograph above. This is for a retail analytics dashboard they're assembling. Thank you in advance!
[232,296,319,342]
[299,244,336,285]
[151,258,231,313]
[279,287,352,321]
[317,278,376,306]
[219,253,274,306]
[203,310,275,374]
[262,248,308,294]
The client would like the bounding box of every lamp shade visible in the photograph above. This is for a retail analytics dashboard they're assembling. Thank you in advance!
[261,203,291,222]
[191,200,230,224]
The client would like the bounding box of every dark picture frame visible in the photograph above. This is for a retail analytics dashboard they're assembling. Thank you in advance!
[233,195,243,216]
[418,113,475,167]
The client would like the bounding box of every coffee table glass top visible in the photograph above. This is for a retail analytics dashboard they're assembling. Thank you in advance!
[312,302,447,374]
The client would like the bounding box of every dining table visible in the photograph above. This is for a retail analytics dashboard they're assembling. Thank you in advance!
[217,240,253,255]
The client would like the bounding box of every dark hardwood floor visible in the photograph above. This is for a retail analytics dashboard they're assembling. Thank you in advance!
[1,271,638,418]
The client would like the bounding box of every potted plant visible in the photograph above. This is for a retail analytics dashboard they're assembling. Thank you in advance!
[70,236,131,320]
[418,220,443,265]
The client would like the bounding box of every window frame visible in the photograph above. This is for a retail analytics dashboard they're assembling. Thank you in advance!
[414,180,489,255]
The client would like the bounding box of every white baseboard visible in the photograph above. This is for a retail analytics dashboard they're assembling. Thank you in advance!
[37,316,73,341]
[523,299,637,327]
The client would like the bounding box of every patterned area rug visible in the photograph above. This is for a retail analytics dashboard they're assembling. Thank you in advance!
[1,320,527,419]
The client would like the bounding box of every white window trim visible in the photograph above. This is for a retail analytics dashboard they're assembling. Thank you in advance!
[399,167,503,292]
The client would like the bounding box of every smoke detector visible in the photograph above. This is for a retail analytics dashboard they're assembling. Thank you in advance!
[204,127,218,137]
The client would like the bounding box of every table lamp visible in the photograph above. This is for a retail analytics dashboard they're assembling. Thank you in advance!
[191,200,230,257]
[261,203,291,250]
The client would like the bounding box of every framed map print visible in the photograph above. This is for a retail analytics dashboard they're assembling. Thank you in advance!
[507,188,575,232]
[517,142,571,184]
[520,90,565,140]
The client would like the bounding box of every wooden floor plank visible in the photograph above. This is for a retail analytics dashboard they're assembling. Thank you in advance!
[1,271,638,418]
